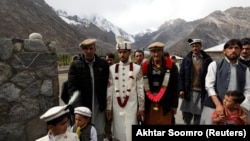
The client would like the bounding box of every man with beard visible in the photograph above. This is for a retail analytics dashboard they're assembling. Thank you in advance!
[106,36,144,141]
[200,39,250,124]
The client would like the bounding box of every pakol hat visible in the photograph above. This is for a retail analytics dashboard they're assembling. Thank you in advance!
[148,42,165,50]
[79,38,97,48]
[40,105,69,122]
[74,106,92,117]
[115,35,132,50]
[187,38,202,46]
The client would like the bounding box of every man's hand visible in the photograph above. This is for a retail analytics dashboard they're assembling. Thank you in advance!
[179,91,184,99]
[137,110,144,121]
[215,104,224,117]
[105,110,112,120]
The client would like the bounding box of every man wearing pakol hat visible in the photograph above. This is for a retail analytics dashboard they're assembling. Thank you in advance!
[106,36,145,141]
[35,105,79,141]
[141,41,179,125]
[200,39,250,124]
[68,38,109,141]
[178,38,212,125]
[71,106,97,141]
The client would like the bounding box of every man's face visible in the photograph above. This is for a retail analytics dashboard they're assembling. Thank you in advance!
[105,56,115,66]
[190,43,201,56]
[134,52,144,64]
[82,44,96,60]
[118,49,131,63]
[240,44,250,59]
[223,44,241,61]
[150,48,163,62]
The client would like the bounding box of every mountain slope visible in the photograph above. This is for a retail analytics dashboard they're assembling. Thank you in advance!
[0,0,86,54]
[134,6,250,57]
[1,0,249,56]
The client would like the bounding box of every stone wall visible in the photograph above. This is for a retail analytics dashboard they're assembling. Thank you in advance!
[0,38,59,141]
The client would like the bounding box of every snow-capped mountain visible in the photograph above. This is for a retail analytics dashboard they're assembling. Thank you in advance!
[56,10,135,42]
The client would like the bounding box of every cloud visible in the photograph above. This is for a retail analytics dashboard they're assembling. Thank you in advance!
[45,0,250,34]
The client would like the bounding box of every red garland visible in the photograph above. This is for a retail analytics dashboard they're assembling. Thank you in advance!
[115,62,133,107]
[146,87,166,102]
[117,95,129,107]
[142,56,172,102]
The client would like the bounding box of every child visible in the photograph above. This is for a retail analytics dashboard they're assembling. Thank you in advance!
[212,90,249,125]
[71,106,97,141]
[36,105,79,141]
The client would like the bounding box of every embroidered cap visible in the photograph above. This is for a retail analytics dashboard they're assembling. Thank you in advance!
[79,38,97,48]
[74,106,92,117]
[40,105,69,122]
[115,35,132,50]
[148,42,165,50]
[187,38,202,46]
[116,41,132,50]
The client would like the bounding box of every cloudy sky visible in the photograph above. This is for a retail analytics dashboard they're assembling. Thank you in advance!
[44,0,250,34]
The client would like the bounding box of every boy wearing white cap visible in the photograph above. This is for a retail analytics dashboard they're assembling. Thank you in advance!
[71,106,97,141]
[36,105,79,141]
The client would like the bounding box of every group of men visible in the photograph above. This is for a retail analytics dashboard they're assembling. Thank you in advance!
[58,36,250,141]
[179,38,250,125]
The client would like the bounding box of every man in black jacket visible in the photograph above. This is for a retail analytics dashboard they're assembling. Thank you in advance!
[68,38,109,141]
[179,38,213,125]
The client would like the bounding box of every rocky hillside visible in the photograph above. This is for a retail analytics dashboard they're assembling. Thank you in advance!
[0,0,114,55]
[134,7,250,57]
[0,0,249,56]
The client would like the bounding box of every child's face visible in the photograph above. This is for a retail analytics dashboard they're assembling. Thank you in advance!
[75,114,89,127]
[49,117,69,135]
[223,95,237,109]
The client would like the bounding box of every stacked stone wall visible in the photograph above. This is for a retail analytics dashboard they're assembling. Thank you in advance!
[0,38,59,141]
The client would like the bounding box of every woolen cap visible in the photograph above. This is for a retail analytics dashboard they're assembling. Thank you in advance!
[79,38,96,48]
[40,105,69,122]
[148,42,165,50]
[74,106,92,117]
[187,38,202,46]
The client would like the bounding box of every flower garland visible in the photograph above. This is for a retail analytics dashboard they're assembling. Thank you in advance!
[143,70,170,102]
[142,57,172,103]
[114,62,134,107]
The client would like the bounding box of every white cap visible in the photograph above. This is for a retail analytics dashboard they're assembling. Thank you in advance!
[115,35,132,50]
[74,106,92,117]
[187,38,202,46]
[29,33,43,40]
[40,105,69,122]
[116,41,132,50]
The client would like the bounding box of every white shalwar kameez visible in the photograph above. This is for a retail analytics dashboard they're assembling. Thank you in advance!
[107,61,144,141]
